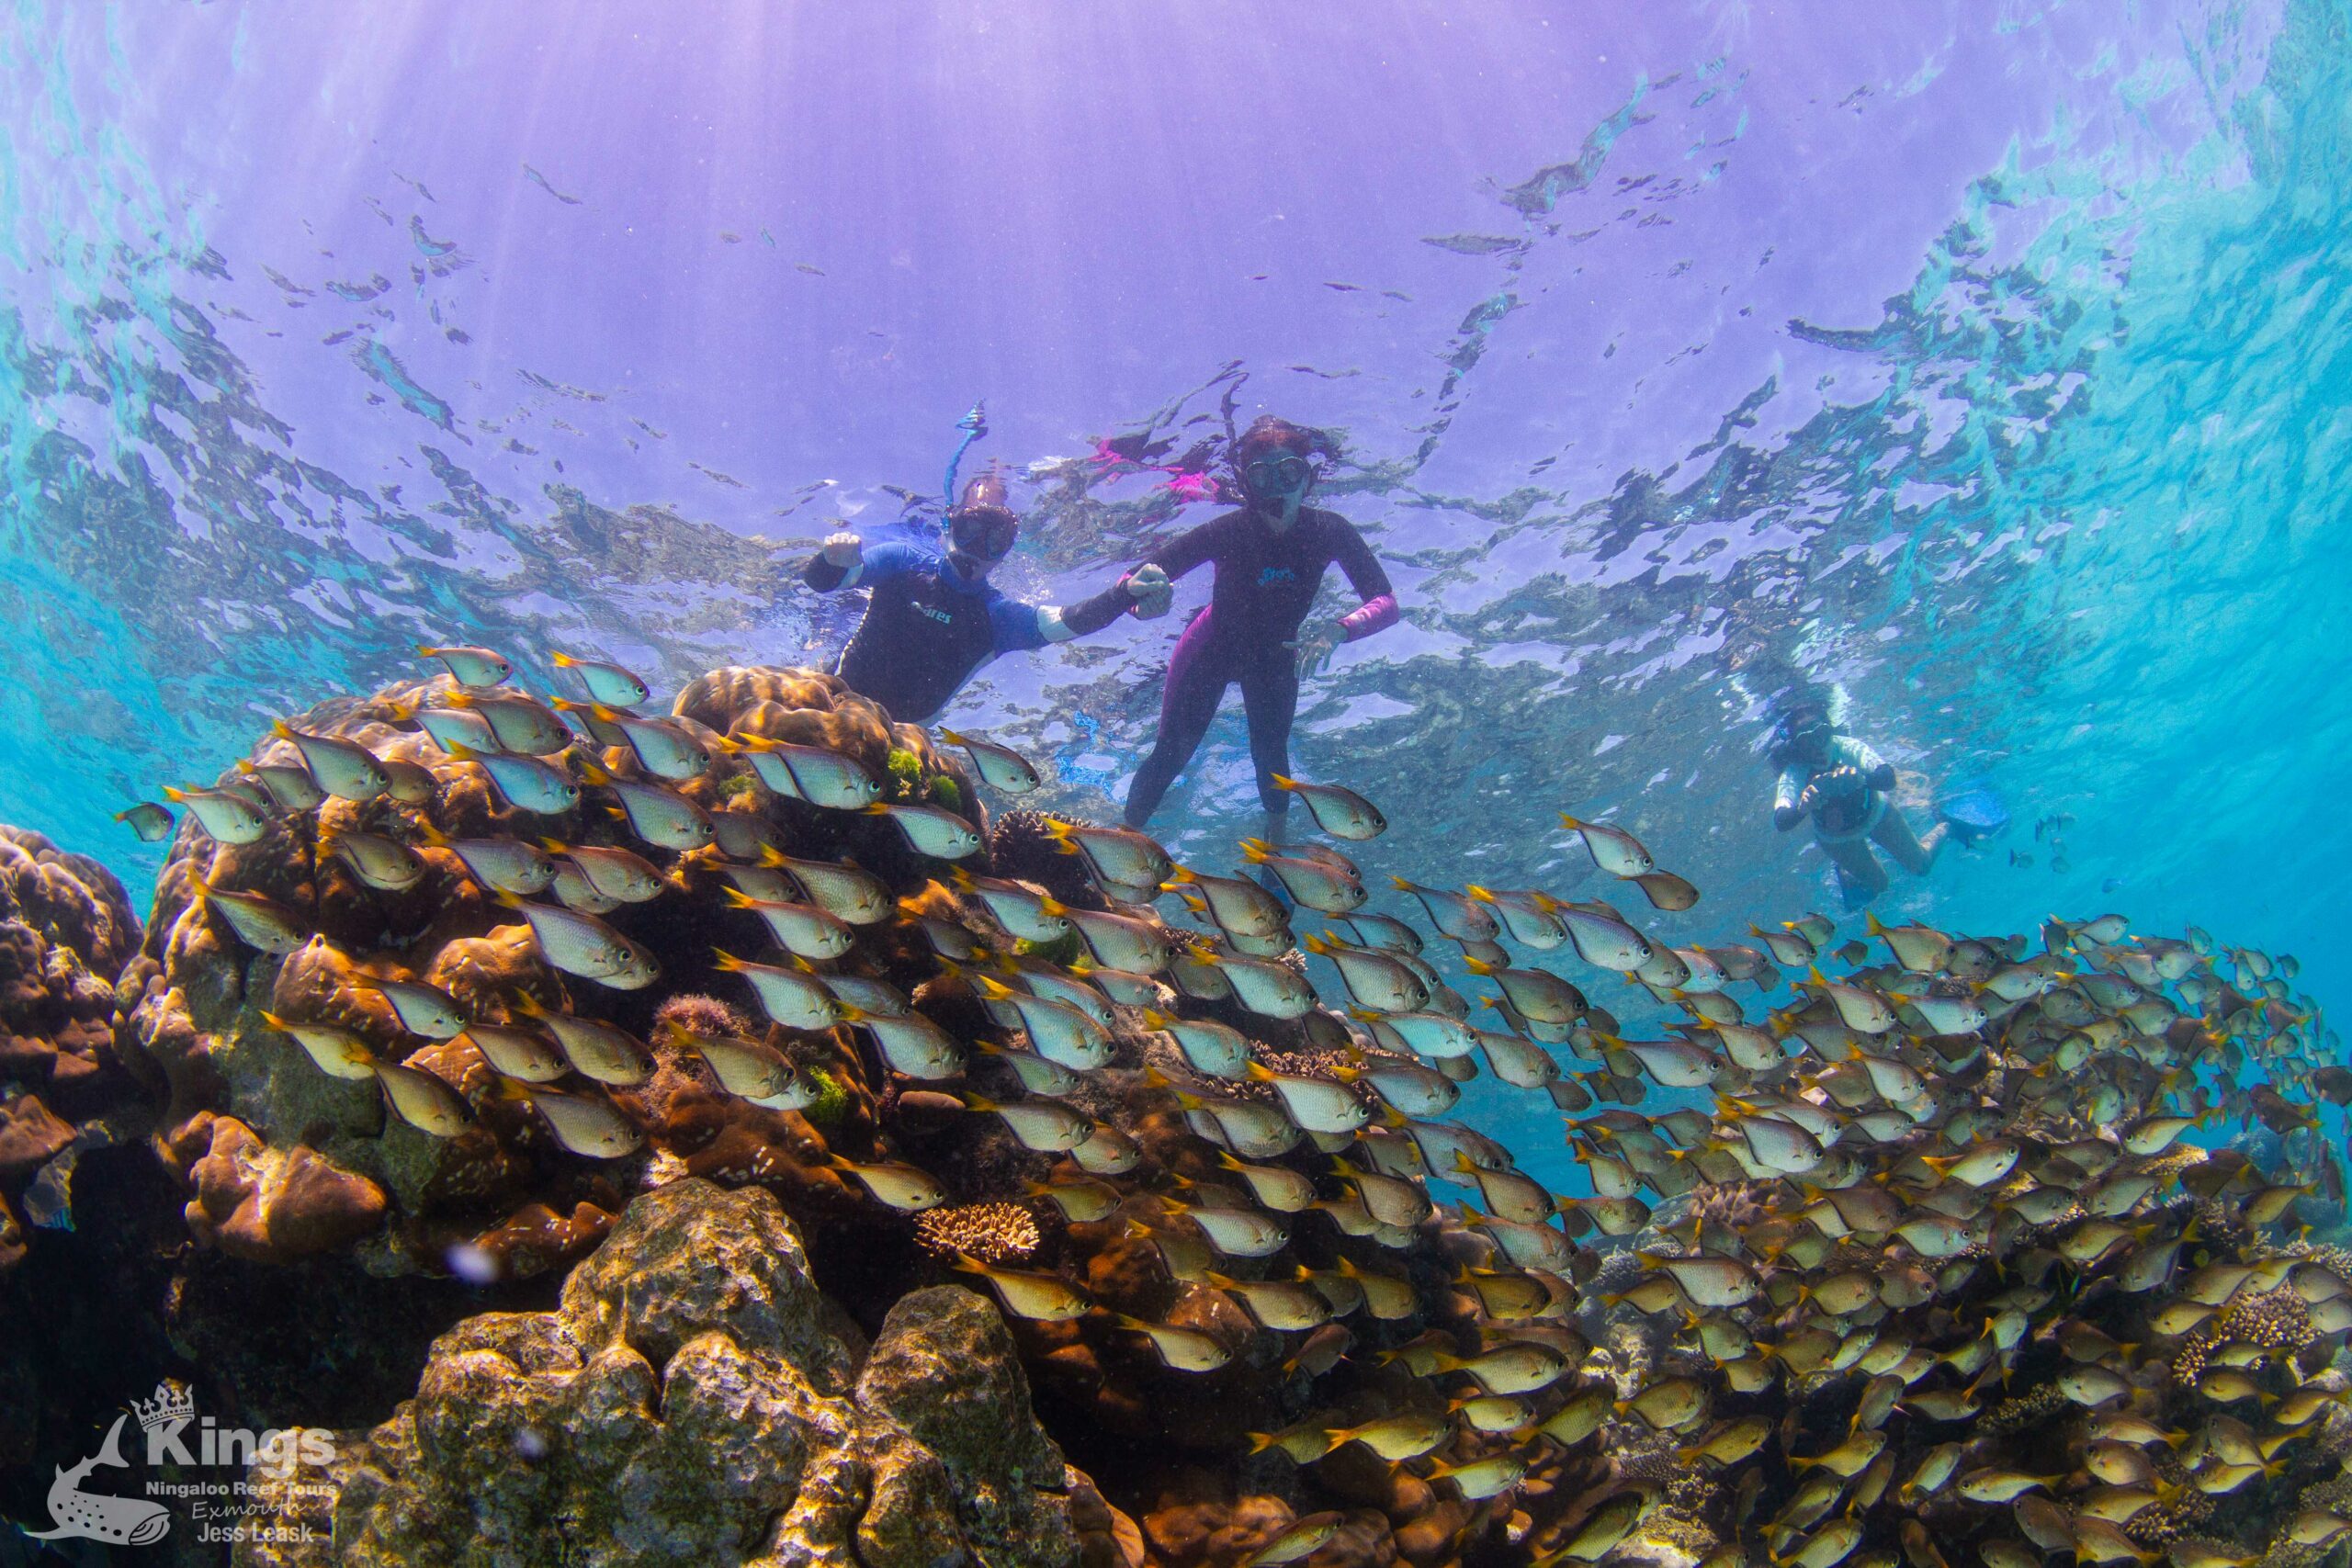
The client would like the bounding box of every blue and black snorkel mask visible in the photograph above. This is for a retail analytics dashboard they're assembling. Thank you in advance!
[945,502,1019,580]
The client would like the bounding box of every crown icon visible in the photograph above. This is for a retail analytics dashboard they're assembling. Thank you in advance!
[131,1382,196,1431]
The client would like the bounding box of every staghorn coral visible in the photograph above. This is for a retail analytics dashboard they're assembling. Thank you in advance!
[2175,1286,2314,1385]
[1979,1379,2069,1434]
[915,1200,1044,1265]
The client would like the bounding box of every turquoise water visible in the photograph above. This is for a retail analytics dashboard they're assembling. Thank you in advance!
[2,0,2344,1067]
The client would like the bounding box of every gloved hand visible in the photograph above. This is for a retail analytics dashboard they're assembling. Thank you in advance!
[820,531,863,568]
[1124,564,1173,619]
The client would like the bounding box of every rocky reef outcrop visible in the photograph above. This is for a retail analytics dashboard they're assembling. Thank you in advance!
[233,1178,1088,1568]
[0,824,148,1268]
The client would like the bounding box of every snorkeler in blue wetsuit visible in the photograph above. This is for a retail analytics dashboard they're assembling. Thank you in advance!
[801,474,1173,724]
[1768,698,1950,908]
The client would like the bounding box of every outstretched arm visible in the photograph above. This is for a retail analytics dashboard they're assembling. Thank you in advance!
[802,531,865,592]
[1038,568,1171,644]
[1772,766,1810,831]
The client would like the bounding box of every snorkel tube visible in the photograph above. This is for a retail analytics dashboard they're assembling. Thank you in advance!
[941,400,989,538]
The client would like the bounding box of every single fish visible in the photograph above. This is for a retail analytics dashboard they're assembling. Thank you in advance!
[443,690,571,754]
[1113,1313,1231,1371]
[542,840,664,903]
[321,826,428,891]
[667,1024,802,1104]
[1165,863,1289,939]
[583,763,715,851]
[715,949,842,1029]
[865,802,981,859]
[1141,1009,1254,1079]
[826,1155,947,1211]
[950,1254,1090,1318]
[260,1010,379,1079]
[459,1022,568,1083]
[1244,1512,1347,1566]
[724,736,882,808]
[514,995,654,1084]
[763,849,891,924]
[394,699,503,756]
[236,757,328,811]
[498,1079,642,1157]
[842,1004,963,1079]
[939,728,1043,794]
[414,643,514,687]
[188,873,309,953]
[1238,840,1365,913]
[375,1059,473,1135]
[447,742,580,815]
[269,720,388,801]
[1562,813,1657,876]
[964,1092,1094,1152]
[722,887,854,960]
[550,650,650,706]
[503,897,658,987]
[162,784,268,843]
[116,801,176,841]
[419,823,558,894]
[1271,773,1387,840]
[1043,818,1171,889]
[556,700,708,781]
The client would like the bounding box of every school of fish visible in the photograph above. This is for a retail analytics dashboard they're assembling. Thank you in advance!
[128,643,2352,1568]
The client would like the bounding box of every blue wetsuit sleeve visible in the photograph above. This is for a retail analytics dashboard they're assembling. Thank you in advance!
[859,542,926,588]
[988,590,1052,655]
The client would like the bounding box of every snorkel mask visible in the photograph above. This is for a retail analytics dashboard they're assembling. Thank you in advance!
[944,472,1019,581]
[1774,704,1835,762]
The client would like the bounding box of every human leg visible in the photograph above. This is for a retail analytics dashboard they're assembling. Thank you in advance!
[1121,617,1231,829]
[1238,657,1302,826]
[1871,809,1946,876]
[1821,835,1890,904]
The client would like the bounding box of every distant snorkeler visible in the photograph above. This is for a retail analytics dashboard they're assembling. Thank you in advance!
[800,471,1175,724]
[1767,694,1951,909]
[1117,415,1399,837]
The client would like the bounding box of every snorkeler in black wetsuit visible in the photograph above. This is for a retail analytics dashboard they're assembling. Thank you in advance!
[1769,698,1951,908]
[1118,416,1399,835]
[800,474,1173,724]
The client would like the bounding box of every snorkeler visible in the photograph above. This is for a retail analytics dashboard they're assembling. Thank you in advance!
[800,473,1174,724]
[1768,697,1949,908]
[1118,415,1398,836]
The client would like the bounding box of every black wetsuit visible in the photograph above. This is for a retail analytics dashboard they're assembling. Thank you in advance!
[1121,506,1396,828]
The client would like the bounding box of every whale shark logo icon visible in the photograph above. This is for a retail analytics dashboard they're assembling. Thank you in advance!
[22,1413,171,1546]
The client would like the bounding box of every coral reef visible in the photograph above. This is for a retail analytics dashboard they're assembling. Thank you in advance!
[0,824,149,1268]
[9,659,2352,1568]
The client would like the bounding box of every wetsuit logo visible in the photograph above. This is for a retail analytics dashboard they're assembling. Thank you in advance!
[915,603,954,624]
[1257,565,1296,586]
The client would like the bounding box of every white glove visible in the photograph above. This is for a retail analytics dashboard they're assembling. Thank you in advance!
[820,531,863,568]
[1125,564,1173,619]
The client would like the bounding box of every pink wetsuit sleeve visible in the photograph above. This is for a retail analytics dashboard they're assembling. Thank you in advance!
[1340,592,1398,642]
